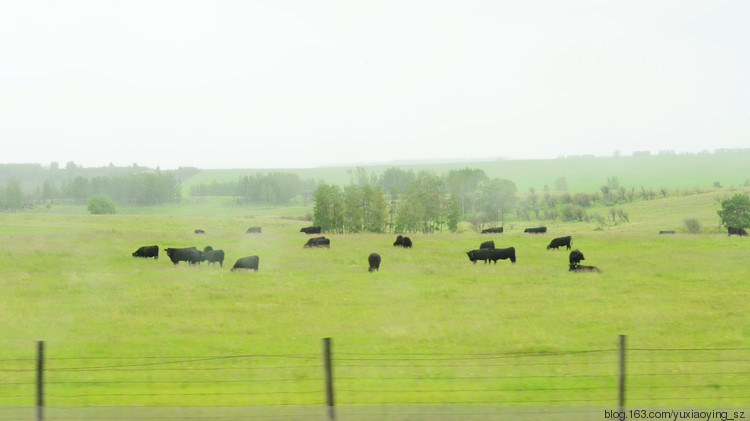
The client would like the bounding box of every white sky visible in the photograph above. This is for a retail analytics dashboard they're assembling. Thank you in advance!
[1,1,748,169]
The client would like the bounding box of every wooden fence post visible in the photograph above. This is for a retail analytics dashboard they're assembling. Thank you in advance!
[36,340,44,421]
[618,334,626,413]
[322,337,335,421]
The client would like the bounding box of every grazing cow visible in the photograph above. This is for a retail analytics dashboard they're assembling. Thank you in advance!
[524,226,547,234]
[481,227,503,234]
[402,237,412,248]
[304,236,330,248]
[728,226,749,236]
[203,249,225,267]
[203,245,213,253]
[132,245,159,259]
[547,236,572,250]
[195,229,206,234]
[467,247,516,264]
[231,255,259,272]
[467,248,492,264]
[393,235,404,246]
[368,253,381,272]
[480,240,495,249]
[489,247,516,263]
[569,249,585,265]
[164,247,202,265]
[569,263,601,272]
[246,226,262,234]
[659,230,676,234]
[300,226,322,234]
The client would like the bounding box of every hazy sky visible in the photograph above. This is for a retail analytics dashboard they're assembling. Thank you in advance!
[1,1,748,169]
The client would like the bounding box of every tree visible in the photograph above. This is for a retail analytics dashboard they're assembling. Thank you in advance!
[445,194,461,233]
[477,178,518,223]
[445,168,487,217]
[717,194,750,229]
[87,195,117,214]
[5,177,22,210]
[313,184,344,233]
[378,167,415,199]
[363,185,387,232]
[554,177,568,192]
[343,184,365,233]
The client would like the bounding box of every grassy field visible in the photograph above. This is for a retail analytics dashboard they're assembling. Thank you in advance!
[1,191,749,407]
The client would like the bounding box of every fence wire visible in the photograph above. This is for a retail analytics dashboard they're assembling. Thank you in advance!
[1,346,748,409]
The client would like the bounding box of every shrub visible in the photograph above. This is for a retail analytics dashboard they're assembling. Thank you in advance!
[87,195,116,215]
[684,218,701,234]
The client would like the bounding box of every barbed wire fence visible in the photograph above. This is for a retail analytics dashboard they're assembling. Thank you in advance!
[1,336,749,420]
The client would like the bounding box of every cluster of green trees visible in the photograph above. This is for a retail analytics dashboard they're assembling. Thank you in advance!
[52,171,181,205]
[190,173,315,205]
[313,184,389,233]
[313,168,519,233]
[0,178,24,210]
[0,162,195,209]
[0,171,181,209]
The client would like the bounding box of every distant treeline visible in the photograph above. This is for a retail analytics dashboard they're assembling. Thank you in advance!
[314,168,517,233]
[0,162,198,209]
[189,173,317,205]
[0,161,732,228]
[312,169,723,233]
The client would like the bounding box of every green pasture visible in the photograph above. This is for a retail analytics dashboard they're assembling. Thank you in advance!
[0,192,749,406]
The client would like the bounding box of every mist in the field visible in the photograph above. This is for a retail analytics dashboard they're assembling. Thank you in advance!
[1,1,748,169]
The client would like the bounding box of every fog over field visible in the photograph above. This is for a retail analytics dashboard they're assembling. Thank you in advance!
[1,1,748,169]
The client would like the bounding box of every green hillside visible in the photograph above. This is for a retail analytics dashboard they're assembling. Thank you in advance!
[181,152,750,194]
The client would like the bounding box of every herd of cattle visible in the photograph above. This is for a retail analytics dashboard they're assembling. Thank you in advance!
[131,224,609,273]
[132,244,258,271]
[133,223,749,273]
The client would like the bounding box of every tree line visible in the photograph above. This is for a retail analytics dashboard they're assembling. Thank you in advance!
[3,162,738,230]
[313,168,519,233]
[189,173,316,206]
[0,169,183,209]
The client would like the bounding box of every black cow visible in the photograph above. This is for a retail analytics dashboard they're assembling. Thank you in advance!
[195,229,206,234]
[402,237,412,248]
[489,247,516,263]
[300,226,322,234]
[246,226,262,234]
[304,236,330,248]
[569,263,601,272]
[569,249,585,265]
[467,248,492,264]
[480,240,495,249]
[524,226,547,234]
[203,249,225,266]
[368,253,381,272]
[481,227,503,234]
[132,245,159,259]
[659,230,676,234]
[393,235,404,246]
[467,247,516,264]
[231,255,259,272]
[728,226,749,236]
[203,245,213,253]
[164,247,202,265]
[547,236,572,250]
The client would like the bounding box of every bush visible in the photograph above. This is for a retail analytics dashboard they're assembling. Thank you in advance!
[717,193,750,229]
[87,195,116,214]
[684,218,701,234]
